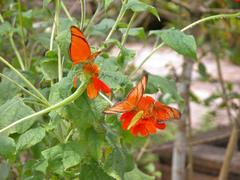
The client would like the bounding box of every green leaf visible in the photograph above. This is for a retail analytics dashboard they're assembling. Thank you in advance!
[62,94,96,130]
[198,62,209,80]
[42,142,86,170]
[125,0,160,21]
[0,161,10,180]
[86,128,105,160]
[100,71,130,89]
[62,141,86,169]
[104,147,134,179]
[34,160,48,174]
[0,98,36,135]
[49,70,75,103]
[80,161,114,180]
[124,167,154,180]
[92,18,115,37]
[0,22,14,36]
[0,69,24,105]
[21,10,33,29]
[119,27,146,40]
[147,75,184,107]
[40,53,58,81]
[104,0,114,10]
[0,136,16,158]
[41,144,63,160]
[150,29,197,60]
[16,127,46,151]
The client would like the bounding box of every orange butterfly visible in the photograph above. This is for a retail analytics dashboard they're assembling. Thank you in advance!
[69,26,101,65]
[104,75,181,136]
[69,26,111,99]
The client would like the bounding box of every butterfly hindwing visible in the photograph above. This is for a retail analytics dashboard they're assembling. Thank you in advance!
[152,101,181,121]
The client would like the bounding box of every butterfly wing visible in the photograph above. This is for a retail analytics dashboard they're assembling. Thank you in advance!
[69,26,91,64]
[104,75,148,114]
[152,101,181,121]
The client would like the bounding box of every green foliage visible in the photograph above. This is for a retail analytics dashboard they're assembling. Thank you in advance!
[119,27,146,40]
[124,167,154,180]
[147,74,184,107]
[0,136,16,158]
[80,161,115,180]
[125,0,160,21]
[150,29,197,60]
[16,127,46,151]
[0,98,36,135]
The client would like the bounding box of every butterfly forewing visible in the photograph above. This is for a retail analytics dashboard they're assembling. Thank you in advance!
[104,75,148,114]
[69,26,91,64]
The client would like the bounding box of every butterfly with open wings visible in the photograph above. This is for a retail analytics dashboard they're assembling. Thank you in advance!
[69,26,111,99]
[104,75,181,136]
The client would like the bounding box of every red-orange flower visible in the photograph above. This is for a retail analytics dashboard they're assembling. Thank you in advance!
[104,75,181,137]
[120,96,167,137]
[83,63,111,99]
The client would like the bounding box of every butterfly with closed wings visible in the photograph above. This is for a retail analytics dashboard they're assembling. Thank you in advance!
[104,74,181,136]
[68,26,111,99]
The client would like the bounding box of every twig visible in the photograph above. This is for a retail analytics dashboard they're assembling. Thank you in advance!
[136,138,150,161]
[215,55,233,123]
[219,121,239,180]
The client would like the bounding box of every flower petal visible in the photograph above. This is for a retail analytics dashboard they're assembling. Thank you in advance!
[145,121,157,134]
[120,111,136,130]
[155,122,166,129]
[138,124,148,137]
[87,82,98,99]
[93,77,111,96]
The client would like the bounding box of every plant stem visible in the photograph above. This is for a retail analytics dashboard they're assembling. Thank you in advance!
[219,123,239,180]
[64,129,74,143]
[215,55,232,123]
[136,138,150,161]
[79,0,86,30]
[121,12,137,46]
[130,12,240,77]
[17,0,28,69]
[0,73,47,106]
[99,92,113,105]
[50,0,61,51]
[104,0,127,43]
[61,1,73,21]
[0,56,49,106]
[57,45,63,81]
[9,33,26,70]
[49,23,56,51]
[0,14,25,70]
[84,3,101,35]
[0,80,88,134]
